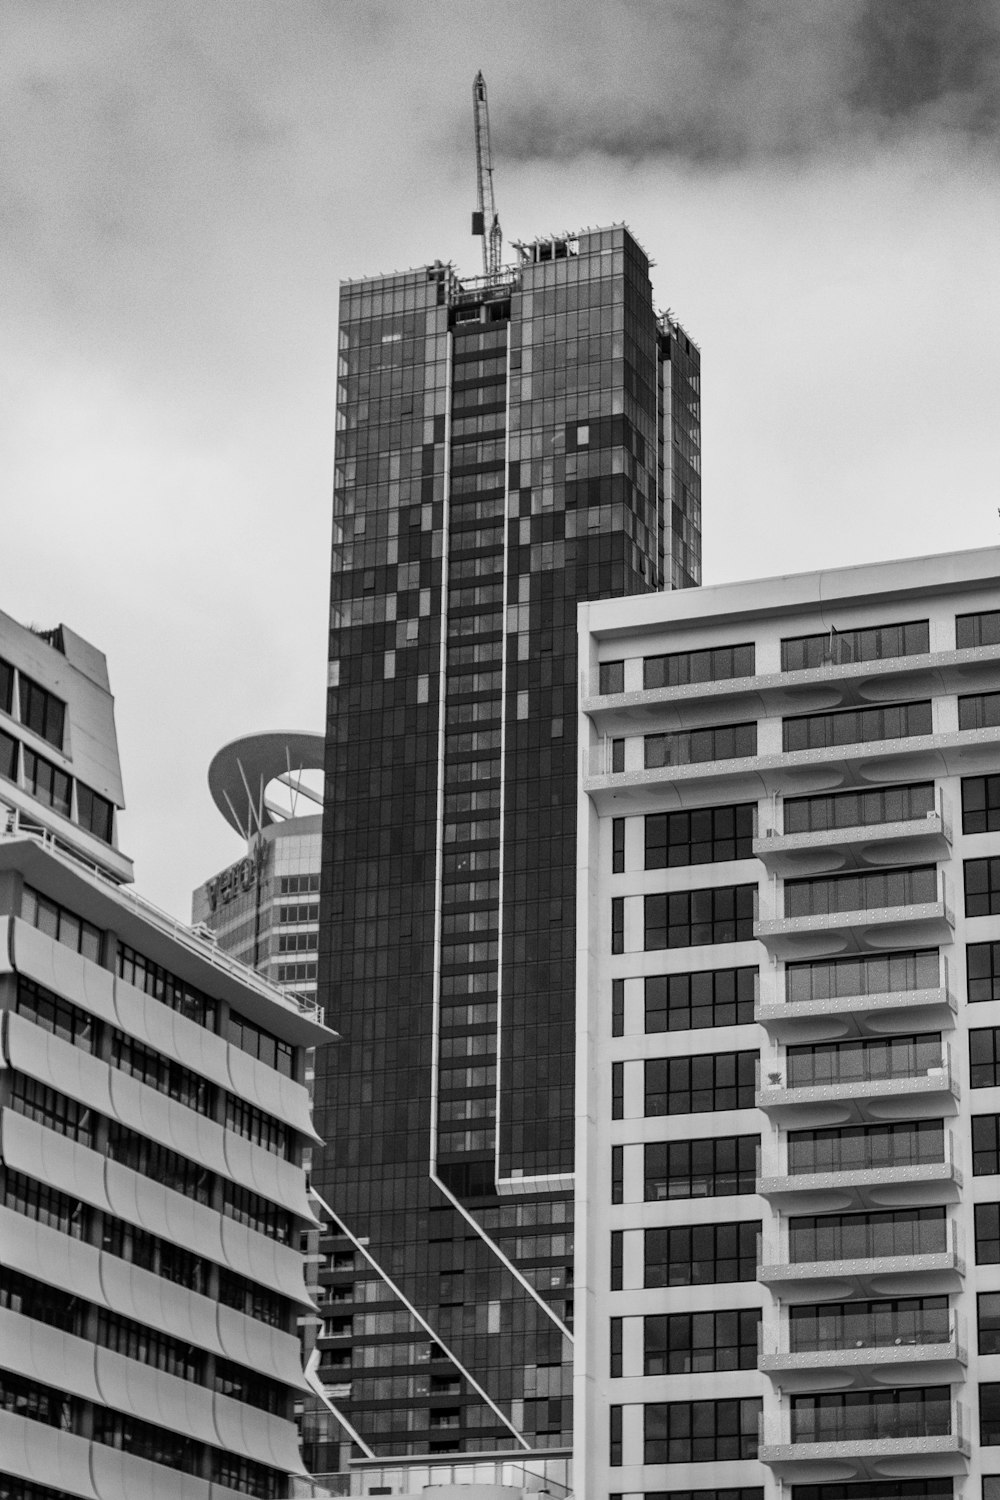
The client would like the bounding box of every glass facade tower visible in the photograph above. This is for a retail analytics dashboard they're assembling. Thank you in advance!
[312,225,701,1470]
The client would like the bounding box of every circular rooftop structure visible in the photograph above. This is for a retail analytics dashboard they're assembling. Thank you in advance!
[208,732,325,840]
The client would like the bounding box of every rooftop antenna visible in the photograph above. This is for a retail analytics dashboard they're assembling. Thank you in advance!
[472,71,502,282]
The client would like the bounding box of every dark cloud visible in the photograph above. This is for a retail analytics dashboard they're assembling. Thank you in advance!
[484,0,1000,167]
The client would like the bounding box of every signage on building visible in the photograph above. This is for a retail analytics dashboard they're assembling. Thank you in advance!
[206,843,265,911]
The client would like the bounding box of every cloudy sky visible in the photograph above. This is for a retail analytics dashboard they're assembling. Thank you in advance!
[5,0,1000,916]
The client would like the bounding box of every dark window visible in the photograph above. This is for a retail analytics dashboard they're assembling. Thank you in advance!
[959,692,1000,731]
[76,782,115,843]
[102,1218,209,1298]
[782,700,932,753]
[611,897,624,954]
[0,1370,75,1431]
[977,1204,1000,1264]
[645,722,756,769]
[974,1115,1000,1176]
[781,620,929,672]
[611,737,624,772]
[984,1385,1000,1445]
[0,725,16,782]
[784,782,934,834]
[645,966,757,1032]
[226,1095,292,1159]
[15,976,95,1051]
[610,1404,622,1466]
[18,673,65,749]
[644,1134,758,1200]
[645,1049,756,1115]
[610,1316,623,1376]
[222,1182,292,1244]
[10,1074,95,1147]
[645,803,754,868]
[611,1230,623,1291]
[21,886,103,963]
[644,1220,760,1288]
[612,978,624,1037]
[644,642,755,689]
[644,884,756,950]
[786,949,939,1004]
[645,1308,760,1374]
[792,1386,949,1443]
[972,1030,1000,1089]
[612,817,625,872]
[96,1308,201,1382]
[599,660,624,694]
[785,865,936,919]
[962,776,1000,835]
[967,858,1000,918]
[970,943,1000,1002]
[0,655,12,714]
[644,1397,761,1463]
[112,1031,213,1114]
[789,1208,946,1264]
[92,1409,201,1477]
[117,943,217,1031]
[980,1293,1000,1354]
[611,1062,624,1120]
[1,1167,87,1238]
[611,1145,623,1204]
[22,747,70,818]
[957,609,1000,649]
[106,1120,212,1204]
[217,1269,289,1328]
[0,1266,85,1334]
[787,1120,943,1175]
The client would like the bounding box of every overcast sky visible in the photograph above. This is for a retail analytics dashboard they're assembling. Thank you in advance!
[5,0,1000,917]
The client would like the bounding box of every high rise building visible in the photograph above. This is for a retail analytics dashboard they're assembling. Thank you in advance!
[574,547,1000,1498]
[0,610,333,1500]
[313,224,701,1478]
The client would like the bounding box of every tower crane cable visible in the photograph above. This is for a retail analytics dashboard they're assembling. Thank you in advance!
[471,70,503,282]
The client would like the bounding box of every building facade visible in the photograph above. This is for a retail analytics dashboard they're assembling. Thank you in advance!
[0,615,334,1500]
[575,547,1000,1498]
[314,225,700,1474]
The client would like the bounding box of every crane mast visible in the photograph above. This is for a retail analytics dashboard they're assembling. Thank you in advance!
[471,71,503,281]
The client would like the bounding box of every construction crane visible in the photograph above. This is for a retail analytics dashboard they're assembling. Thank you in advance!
[471,71,503,281]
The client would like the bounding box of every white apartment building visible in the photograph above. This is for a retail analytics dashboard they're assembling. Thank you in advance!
[0,610,335,1500]
[575,548,1000,1500]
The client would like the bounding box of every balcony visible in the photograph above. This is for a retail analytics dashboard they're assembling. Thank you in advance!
[758,1218,964,1304]
[754,792,951,879]
[756,980,956,1047]
[757,1128,962,1213]
[758,1397,970,1480]
[760,1308,967,1392]
[755,869,953,962]
[756,1043,959,1127]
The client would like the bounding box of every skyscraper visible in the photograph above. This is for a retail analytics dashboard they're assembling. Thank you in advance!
[313,224,700,1479]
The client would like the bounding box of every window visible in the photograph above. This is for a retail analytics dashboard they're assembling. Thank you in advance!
[786,948,939,1004]
[645,965,757,1032]
[644,1049,756,1115]
[980,1293,1000,1354]
[790,1208,946,1264]
[645,1308,760,1374]
[789,1295,949,1353]
[10,1074,95,1147]
[977,1204,1000,1264]
[610,1316,622,1377]
[612,978,624,1037]
[599,660,624,694]
[0,725,16,782]
[117,943,217,1030]
[645,803,754,868]
[228,1012,294,1077]
[611,1145,623,1204]
[644,1134,758,1200]
[972,1030,1000,1088]
[611,1229,623,1291]
[96,1308,201,1382]
[0,655,12,714]
[111,1031,213,1114]
[644,884,756,950]
[644,1397,761,1463]
[2,1167,87,1238]
[969,943,1000,1002]
[782,701,932,753]
[0,1370,74,1431]
[222,1182,292,1244]
[786,1033,941,1088]
[793,1387,949,1443]
[612,1063,624,1120]
[76,783,114,844]
[18,673,65,749]
[214,1357,286,1415]
[611,897,624,954]
[22,747,71,818]
[21,886,103,963]
[963,776,1000,835]
[785,865,936,918]
[611,737,624,772]
[643,642,755,689]
[645,722,756,769]
[106,1119,212,1202]
[781,620,929,672]
[784,782,934,835]
[644,1219,760,1288]
[974,1115,1000,1176]
[15,977,95,1050]
[957,609,1000,649]
[103,1218,209,1297]
[612,817,625,872]
[967,859,1000,918]
[226,1095,292,1159]
[0,1266,84,1334]
[788,1120,943,1175]
[959,692,1000,731]
[610,1404,622,1467]
[984,1385,1000,1445]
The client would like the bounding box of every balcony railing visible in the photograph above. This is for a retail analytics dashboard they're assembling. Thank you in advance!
[790,1395,953,1444]
[774,1039,950,1091]
[784,1305,955,1354]
[775,1214,958,1267]
[785,1124,949,1177]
